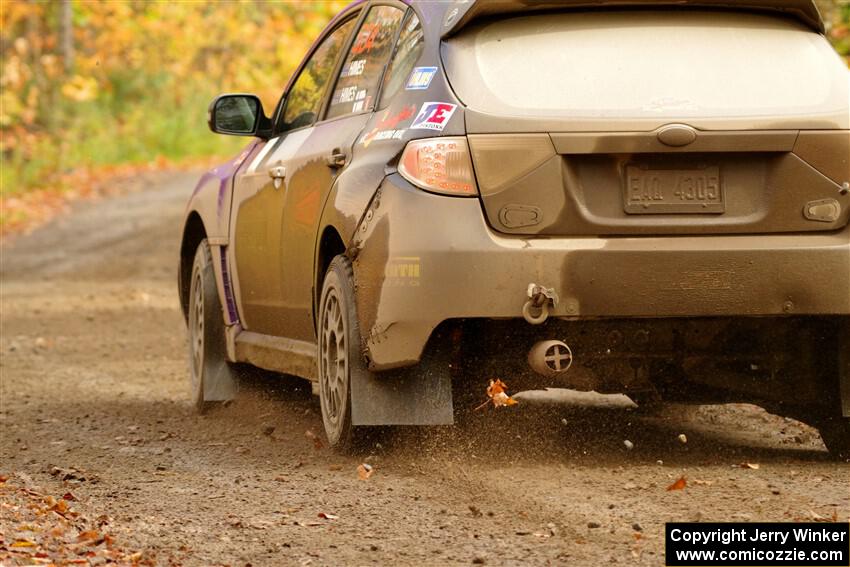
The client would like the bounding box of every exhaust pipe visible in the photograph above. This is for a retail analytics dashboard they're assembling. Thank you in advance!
[528,340,573,378]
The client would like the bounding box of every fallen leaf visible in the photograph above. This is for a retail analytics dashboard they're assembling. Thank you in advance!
[666,476,687,491]
[51,499,69,514]
[475,379,519,410]
[77,530,101,543]
[11,539,37,548]
[317,512,338,520]
[357,463,374,480]
[739,463,760,470]
[305,430,324,450]
[62,492,77,501]
[810,510,833,523]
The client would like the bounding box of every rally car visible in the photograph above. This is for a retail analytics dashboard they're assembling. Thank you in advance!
[179,0,850,456]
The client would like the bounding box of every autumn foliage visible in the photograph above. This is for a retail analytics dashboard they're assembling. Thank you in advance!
[0,1,344,215]
[0,0,847,229]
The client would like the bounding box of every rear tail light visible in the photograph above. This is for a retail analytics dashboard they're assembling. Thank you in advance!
[398,137,478,196]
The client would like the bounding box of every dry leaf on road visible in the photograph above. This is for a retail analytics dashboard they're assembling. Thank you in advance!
[475,379,519,410]
[305,430,324,450]
[667,476,687,491]
[357,463,374,480]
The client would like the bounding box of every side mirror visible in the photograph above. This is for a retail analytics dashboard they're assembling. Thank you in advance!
[208,94,272,138]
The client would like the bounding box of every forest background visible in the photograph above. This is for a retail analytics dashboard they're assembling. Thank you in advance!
[1,1,848,232]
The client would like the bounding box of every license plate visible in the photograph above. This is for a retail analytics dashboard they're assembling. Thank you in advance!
[623,165,724,214]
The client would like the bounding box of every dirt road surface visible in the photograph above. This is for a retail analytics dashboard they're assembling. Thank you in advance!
[1,172,848,566]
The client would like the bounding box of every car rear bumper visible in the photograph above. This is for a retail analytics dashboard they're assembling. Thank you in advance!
[351,174,850,371]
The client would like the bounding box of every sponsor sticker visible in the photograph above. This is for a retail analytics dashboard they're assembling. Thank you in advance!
[386,256,421,287]
[360,105,417,146]
[410,102,457,131]
[339,86,358,104]
[405,66,437,90]
[341,59,366,78]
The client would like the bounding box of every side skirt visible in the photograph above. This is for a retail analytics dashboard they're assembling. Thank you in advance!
[233,331,317,382]
[230,328,454,426]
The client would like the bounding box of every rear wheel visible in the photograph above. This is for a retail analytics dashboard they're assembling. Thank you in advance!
[318,256,368,450]
[817,417,850,461]
[188,240,237,413]
[807,318,849,461]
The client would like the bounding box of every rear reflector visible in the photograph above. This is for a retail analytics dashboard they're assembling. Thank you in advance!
[398,137,478,196]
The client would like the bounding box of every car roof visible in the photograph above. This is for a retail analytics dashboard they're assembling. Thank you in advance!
[430,0,825,35]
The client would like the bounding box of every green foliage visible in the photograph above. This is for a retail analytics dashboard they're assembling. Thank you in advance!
[0,1,847,197]
[0,1,344,195]
[829,2,850,59]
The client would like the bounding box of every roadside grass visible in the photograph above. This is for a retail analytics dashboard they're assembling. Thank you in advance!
[0,89,243,234]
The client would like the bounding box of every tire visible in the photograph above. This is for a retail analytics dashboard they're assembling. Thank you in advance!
[816,319,850,460]
[318,255,367,450]
[817,417,850,461]
[188,239,237,414]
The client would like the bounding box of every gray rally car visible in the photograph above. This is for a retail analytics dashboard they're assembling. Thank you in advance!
[178,0,850,456]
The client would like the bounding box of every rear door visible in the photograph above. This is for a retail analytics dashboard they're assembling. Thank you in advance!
[274,4,408,341]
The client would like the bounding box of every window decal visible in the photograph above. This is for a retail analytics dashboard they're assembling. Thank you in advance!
[405,67,437,90]
[410,102,457,131]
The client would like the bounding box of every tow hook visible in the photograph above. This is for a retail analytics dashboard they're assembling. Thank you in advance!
[522,283,559,325]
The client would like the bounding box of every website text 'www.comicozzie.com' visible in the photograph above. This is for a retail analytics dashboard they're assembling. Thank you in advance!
[666,523,850,567]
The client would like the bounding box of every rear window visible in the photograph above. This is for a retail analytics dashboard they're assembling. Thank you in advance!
[442,11,849,120]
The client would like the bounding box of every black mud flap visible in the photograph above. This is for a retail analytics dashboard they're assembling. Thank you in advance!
[204,359,238,402]
[349,350,454,426]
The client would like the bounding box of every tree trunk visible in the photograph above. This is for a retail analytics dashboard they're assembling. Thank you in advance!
[60,0,74,73]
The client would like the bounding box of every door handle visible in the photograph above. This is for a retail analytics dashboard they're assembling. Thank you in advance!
[326,149,347,169]
[269,165,286,189]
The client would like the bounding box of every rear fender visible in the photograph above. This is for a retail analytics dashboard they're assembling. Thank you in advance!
[316,156,455,427]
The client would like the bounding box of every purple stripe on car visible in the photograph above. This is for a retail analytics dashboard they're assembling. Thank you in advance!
[219,246,238,324]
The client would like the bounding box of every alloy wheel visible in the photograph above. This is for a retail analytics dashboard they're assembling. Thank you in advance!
[320,288,348,439]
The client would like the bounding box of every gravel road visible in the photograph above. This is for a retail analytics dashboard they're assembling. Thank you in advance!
[1,171,847,566]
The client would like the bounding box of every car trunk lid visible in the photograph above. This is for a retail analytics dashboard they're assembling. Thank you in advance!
[443,10,849,236]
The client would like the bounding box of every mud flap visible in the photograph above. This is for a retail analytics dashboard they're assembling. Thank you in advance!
[204,359,238,402]
[349,357,454,426]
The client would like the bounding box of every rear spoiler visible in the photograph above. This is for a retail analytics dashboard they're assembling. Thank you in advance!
[440,0,825,36]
